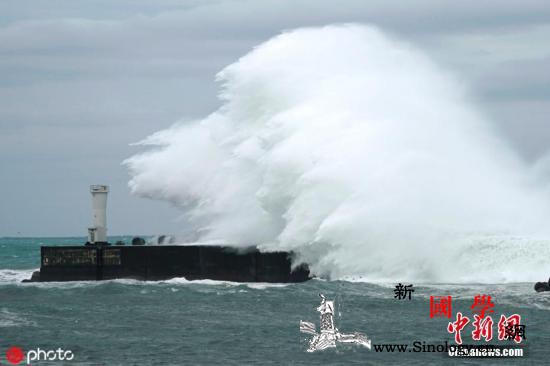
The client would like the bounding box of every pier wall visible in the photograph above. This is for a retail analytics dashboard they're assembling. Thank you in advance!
[38,245,310,283]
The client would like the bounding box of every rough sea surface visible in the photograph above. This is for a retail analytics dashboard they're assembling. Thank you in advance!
[1,237,549,365]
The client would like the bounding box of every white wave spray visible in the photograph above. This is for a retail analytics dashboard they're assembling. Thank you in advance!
[125,25,550,283]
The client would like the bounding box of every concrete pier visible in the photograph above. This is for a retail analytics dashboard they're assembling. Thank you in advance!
[26,245,311,283]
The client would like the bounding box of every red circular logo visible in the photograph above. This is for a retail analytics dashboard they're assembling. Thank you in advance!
[6,346,24,365]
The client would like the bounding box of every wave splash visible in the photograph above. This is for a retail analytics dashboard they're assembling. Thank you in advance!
[124,25,550,283]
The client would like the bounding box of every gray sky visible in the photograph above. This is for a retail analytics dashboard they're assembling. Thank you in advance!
[1,0,549,237]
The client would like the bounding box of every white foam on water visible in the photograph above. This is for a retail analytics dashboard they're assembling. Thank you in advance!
[159,277,290,289]
[0,270,293,289]
[0,269,37,285]
[123,24,550,283]
[0,308,36,327]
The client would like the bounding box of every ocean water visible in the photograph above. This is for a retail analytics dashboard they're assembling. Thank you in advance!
[1,237,549,365]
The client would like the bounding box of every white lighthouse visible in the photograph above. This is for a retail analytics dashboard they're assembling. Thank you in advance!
[88,185,109,244]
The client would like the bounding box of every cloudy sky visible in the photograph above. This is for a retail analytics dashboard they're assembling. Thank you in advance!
[1,0,549,237]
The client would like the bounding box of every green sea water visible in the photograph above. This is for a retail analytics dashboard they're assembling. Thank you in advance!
[1,237,549,365]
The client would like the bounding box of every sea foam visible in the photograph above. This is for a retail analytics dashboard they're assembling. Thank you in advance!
[125,25,550,283]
